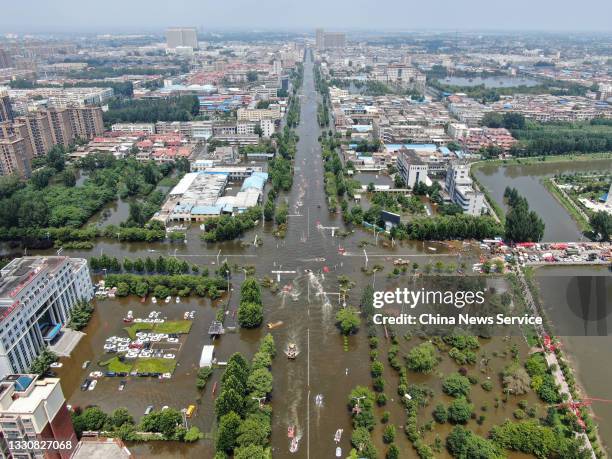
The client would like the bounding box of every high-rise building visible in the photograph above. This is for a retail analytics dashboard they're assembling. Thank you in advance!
[315,29,346,49]
[0,256,94,378]
[315,28,324,49]
[0,135,31,177]
[0,92,13,123]
[0,49,12,69]
[0,374,78,459]
[166,27,198,49]
[397,149,429,188]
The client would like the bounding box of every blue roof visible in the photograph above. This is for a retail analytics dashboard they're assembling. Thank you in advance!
[241,172,268,191]
[386,143,437,151]
[439,147,451,156]
[15,375,34,391]
[44,323,61,341]
[191,205,222,215]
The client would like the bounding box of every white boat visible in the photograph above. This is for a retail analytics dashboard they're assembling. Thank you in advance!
[334,429,343,443]
[335,447,342,457]
[183,312,189,320]
[152,297,157,304]
[165,296,171,304]
[315,394,323,407]
[175,296,180,303]
[88,380,97,391]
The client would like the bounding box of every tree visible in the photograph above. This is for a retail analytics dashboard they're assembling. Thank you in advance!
[442,373,471,398]
[433,403,448,423]
[406,342,438,373]
[350,426,378,459]
[236,414,271,447]
[109,407,134,428]
[238,301,264,328]
[247,368,273,398]
[502,363,531,395]
[79,406,108,431]
[263,198,275,221]
[446,426,504,459]
[447,398,473,424]
[62,169,77,187]
[216,411,241,453]
[590,211,611,241]
[215,388,245,419]
[386,444,400,459]
[29,348,58,375]
[183,426,204,442]
[489,420,561,457]
[504,189,545,242]
[234,445,268,459]
[335,307,360,335]
[382,424,396,444]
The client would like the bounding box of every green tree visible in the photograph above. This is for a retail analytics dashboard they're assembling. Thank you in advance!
[446,426,504,459]
[238,301,264,328]
[216,411,241,453]
[236,414,271,447]
[335,307,360,335]
[382,424,396,443]
[406,342,439,373]
[447,398,473,424]
[247,368,273,398]
[590,211,612,241]
[442,373,471,398]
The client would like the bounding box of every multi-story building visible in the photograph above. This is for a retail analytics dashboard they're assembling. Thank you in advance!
[111,123,155,135]
[315,29,346,49]
[396,149,429,188]
[0,374,77,459]
[260,119,275,138]
[0,135,31,177]
[0,92,13,123]
[0,256,94,378]
[445,163,485,216]
[237,106,281,122]
[166,27,198,49]
[0,50,12,69]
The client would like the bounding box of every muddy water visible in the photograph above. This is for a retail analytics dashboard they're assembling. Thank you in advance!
[535,265,612,453]
[25,52,579,458]
[474,159,612,242]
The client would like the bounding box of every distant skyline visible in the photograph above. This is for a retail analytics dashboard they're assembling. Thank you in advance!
[2,0,612,33]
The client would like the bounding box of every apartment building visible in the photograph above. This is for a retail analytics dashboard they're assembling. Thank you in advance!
[0,374,77,459]
[0,256,94,379]
[315,29,346,49]
[111,123,155,135]
[0,92,13,123]
[0,135,31,178]
[445,163,485,216]
[237,106,281,122]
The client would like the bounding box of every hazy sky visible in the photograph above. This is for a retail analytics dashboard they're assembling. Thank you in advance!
[2,0,611,33]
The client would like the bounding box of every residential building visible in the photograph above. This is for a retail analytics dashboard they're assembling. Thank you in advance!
[111,123,155,135]
[0,374,77,459]
[396,149,429,188]
[445,163,485,216]
[0,256,94,378]
[166,27,198,49]
[260,119,275,138]
[0,135,31,177]
[0,92,13,123]
[315,29,346,49]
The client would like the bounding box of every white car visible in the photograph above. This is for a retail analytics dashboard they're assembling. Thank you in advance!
[163,354,176,359]
[167,337,178,343]
[50,362,63,368]
[162,373,172,379]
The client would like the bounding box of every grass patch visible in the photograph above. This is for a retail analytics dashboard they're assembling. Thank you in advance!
[100,356,133,373]
[542,178,591,232]
[134,358,177,374]
[124,320,192,339]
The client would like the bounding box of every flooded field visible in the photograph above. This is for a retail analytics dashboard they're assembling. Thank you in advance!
[474,158,612,241]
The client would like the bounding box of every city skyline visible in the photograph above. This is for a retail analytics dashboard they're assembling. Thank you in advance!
[2,0,612,33]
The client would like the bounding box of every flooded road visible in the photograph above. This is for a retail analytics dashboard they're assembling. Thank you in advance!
[474,158,612,242]
[26,52,612,458]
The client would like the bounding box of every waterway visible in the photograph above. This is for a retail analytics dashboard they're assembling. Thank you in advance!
[19,52,610,458]
[474,158,612,241]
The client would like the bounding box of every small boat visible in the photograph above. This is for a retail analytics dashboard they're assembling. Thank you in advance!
[88,380,97,391]
[152,297,157,304]
[184,311,189,320]
[212,381,218,397]
[165,296,171,304]
[118,380,126,391]
[335,447,342,457]
[175,296,180,303]
[288,425,295,439]
[285,343,298,359]
[315,394,323,406]
[338,246,346,254]
[267,321,283,329]
[289,437,299,453]
[82,360,90,369]
[334,429,343,443]
[427,246,437,251]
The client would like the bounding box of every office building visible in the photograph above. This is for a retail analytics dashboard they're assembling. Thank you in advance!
[445,163,485,216]
[0,256,94,379]
[396,149,429,188]
[0,92,13,123]
[0,50,12,69]
[166,27,198,49]
[0,374,77,459]
[315,28,325,49]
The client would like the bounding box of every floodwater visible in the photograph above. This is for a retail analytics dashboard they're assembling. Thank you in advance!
[474,159,612,242]
[18,52,608,458]
[444,76,539,88]
[535,265,612,453]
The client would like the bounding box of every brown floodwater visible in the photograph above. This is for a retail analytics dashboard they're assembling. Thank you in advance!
[12,52,609,458]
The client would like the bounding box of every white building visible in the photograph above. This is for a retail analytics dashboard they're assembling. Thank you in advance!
[0,257,94,378]
[260,119,275,138]
[447,123,469,140]
[166,27,198,49]
[396,149,429,188]
[445,164,485,216]
[111,123,155,134]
